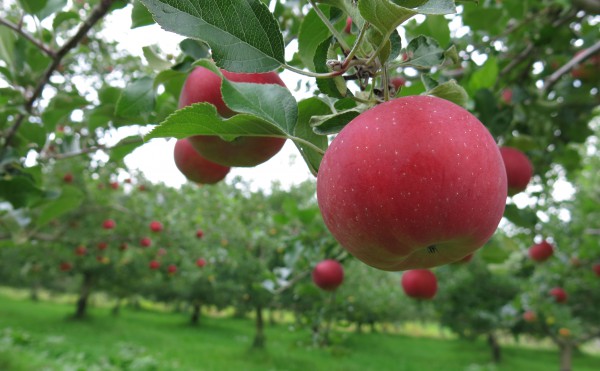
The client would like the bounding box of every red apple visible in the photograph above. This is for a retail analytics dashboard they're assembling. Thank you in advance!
[344,17,352,34]
[571,50,600,80]
[501,88,512,104]
[167,264,177,274]
[74,246,87,256]
[138,185,147,192]
[390,77,406,90]
[549,287,567,303]
[523,310,537,322]
[401,269,438,300]
[196,229,204,239]
[312,259,344,291]
[528,240,554,262]
[149,260,160,270]
[453,253,474,264]
[140,237,152,248]
[110,181,119,190]
[97,242,108,251]
[149,221,163,232]
[499,147,533,196]
[196,258,207,268]
[179,66,287,167]
[173,139,230,184]
[59,262,72,272]
[316,95,507,271]
[63,173,73,183]
[102,219,116,230]
[593,263,600,277]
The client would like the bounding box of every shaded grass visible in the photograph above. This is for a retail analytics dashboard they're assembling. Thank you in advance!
[0,293,598,371]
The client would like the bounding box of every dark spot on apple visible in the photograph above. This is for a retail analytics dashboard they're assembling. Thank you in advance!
[427,245,438,254]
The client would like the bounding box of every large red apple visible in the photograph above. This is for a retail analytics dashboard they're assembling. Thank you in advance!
[401,269,438,300]
[549,287,567,303]
[179,66,287,167]
[528,240,554,262]
[173,139,230,184]
[140,237,152,248]
[102,219,116,230]
[149,221,163,232]
[499,146,533,196]
[312,259,344,291]
[317,95,507,271]
[149,260,160,270]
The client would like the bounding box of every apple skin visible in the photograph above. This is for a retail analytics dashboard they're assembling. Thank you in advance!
[196,229,204,239]
[593,263,600,277]
[523,310,537,323]
[499,147,533,196]
[401,269,438,300]
[390,77,406,90]
[501,89,512,104]
[102,219,116,230]
[140,237,152,248]
[149,221,163,232]
[453,253,474,264]
[316,95,507,271]
[179,66,287,167]
[167,264,177,274]
[312,259,344,291]
[97,242,108,251]
[59,262,73,272]
[528,240,554,262]
[149,260,160,270]
[196,258,207,268]
[174,139,230,184]
[63,173,74,183]
[344,17,352,34]
[74,246,87,256]
[549,287,568,303]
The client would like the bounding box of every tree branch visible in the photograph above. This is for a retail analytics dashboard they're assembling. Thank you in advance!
[42,136,144,161]
[0,17,55,58]
[542,40,600,93]
[1,0,117,154]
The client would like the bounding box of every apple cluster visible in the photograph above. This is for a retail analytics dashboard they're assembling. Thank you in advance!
[173,67,288,185]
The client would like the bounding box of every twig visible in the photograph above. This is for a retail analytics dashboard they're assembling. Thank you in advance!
[542,40,600,93]
[42,136,144,161]
[499,42,535,78]
[0,17,55,58]
[1,0,117,154]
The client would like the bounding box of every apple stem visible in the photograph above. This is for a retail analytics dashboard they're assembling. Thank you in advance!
[307,0,351,53]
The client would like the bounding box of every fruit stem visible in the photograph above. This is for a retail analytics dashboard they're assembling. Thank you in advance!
[308,0,351,53]
[289,136,326,155]
[283,64,344,79]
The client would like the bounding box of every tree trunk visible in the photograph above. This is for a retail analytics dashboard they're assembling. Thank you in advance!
[369,320,377,333]
[30,281,39,302]
[74,272,93,319]
[252,304,266,349]
[112,298,121,316]
[356,322,363,334]
[559,343,573,371]
[487,332,501,363]
[190,301,201,325]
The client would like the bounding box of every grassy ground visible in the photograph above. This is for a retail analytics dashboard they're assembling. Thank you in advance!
[0,292,598,371]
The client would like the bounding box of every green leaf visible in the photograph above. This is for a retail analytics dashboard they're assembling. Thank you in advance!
[109,136,145,163]
[18,122,46,149]
[314,38,347,99]
[468,56,498,94]
[311,108,362,135]
[415,0,456,15]
[18,0,47,15]
[298,6,334,72]
[52,11,79,29]
[411,15,451,47]
[358,0,418,42]
[0,176,44,209]
[36,186,83,227]
[38,0,68,21]
[404,35,444,69]
[0,27,17,76]
[142,46,172,70]
[503,204,537,228]
[139,0,285,72]
[144,103,286,141]
[115,77,156,120]
[131,0,155,28]
[179,39,210,60]
[294,98,331,175]
[426,80,469,108]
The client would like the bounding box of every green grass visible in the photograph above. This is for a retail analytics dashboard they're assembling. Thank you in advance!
[0,293,598,371]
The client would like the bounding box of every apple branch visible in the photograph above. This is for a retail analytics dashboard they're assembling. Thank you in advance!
[0,17,56,58]
[542,39,600,93]
[41,136,144,161]
[1,0,117,155]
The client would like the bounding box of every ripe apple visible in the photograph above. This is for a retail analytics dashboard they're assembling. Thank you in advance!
[593,263,600,277]
[74,246,87,256]
[316,95,507,271]
[102,219,116,230]
[140,237,152,248]
[523,310,537,323]
[196,258,207,267]
[549,287,567,303]
[63,173,74,183]
[179,66,287,167]
[528,240,554,262]
[173,139,230,184]
[110,181,119,190]
[344,17,352,34]
[167,264,177,274]
[97,242,108,251]
[499,146,533,196]
[501,89,512,104]
[149,260,160,270]
[390,77,406,90]
[558,328,571,337]
[196,229,204,239]
[149,221,163,232]
[401,269,438,300]
[312,259,344,291]
[59,262,72,272]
